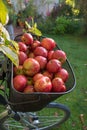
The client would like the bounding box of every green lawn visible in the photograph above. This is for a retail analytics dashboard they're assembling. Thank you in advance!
[45,34,87,130]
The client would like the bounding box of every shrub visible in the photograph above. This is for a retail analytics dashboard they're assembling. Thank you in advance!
[37,17,55,34]
[50,2,73,20]
[54,16,69,34]
[54,16,85,35]
[66,19,86,35]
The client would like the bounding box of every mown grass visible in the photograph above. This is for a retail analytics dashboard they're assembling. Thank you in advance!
[45,34,87,130]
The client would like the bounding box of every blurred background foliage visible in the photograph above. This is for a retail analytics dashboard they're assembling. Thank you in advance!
[37,0,87,35]
[2,0,87,35]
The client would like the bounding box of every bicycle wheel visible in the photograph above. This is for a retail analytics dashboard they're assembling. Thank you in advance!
[33,102,70,130]
[0,102,70,130]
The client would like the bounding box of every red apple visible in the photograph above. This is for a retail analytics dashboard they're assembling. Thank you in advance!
[13,65,24,76]
[46,59,61,73]
[43,71,53,80]
[48,50,54,60]
[34,76,52,92]
[21,33,33,45]
[31,40,41,50]
[23,58,40,76]
[35,56,47,70]
[55,68,69,82]
[18,42,27,52]
[41,37,56,51]
[52,77,66,92]
[13,75,27,92]
[33,73,44,82]
[23,85,35,93]
[34,46,48,58]
[19,51,28,65]
[52,50,67,64]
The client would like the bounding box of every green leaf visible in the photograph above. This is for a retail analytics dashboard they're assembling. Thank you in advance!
[10,40,19,54]
[25,21,31,29]
[0,23,19,67]
[25,21,42,36]
[0,23,10,40]
[0,0,8,25]
[29,27,42,36]
[34,23,37,28]
[0,44,19,67]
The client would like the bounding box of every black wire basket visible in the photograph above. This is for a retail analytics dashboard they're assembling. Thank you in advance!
[7,34,76,112]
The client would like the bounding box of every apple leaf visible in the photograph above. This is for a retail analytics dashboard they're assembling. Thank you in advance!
[0,36,19,67]
[0,44,19,67]
[0,23,10,40]
[0,0,19,67]
[25,21,42,36]
[0,23,19,67]
[29,26,42,36]
[10,40,19,54]
[0,0,8,25]
[34,23,37,28]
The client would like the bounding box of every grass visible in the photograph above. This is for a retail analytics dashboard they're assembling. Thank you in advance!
[0,34,87,130]
[45,34,87,130]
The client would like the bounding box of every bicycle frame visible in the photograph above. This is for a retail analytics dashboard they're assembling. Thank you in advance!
[0,101,71,130]
[0,105,40,130]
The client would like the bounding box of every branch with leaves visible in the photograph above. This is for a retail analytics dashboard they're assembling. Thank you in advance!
[24,20,42,36]
[0,0,19,67]
[0,23,19,67]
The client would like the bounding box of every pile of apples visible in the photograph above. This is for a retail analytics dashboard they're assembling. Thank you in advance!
[13,33,69,93]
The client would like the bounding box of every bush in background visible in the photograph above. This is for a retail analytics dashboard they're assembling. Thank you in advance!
[50,2,73,19]
[37,2,86,36]
[37,15,85,35]
[37,16,55,34]
[54,16,85,35]
[54,16,69,34]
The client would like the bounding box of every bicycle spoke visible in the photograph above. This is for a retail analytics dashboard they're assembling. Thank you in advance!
[1,103,70,130]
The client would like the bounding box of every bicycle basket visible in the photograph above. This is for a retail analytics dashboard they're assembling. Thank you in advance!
[8,34,76,112]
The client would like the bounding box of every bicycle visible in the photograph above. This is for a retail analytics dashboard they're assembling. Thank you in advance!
[0,34,76,130]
